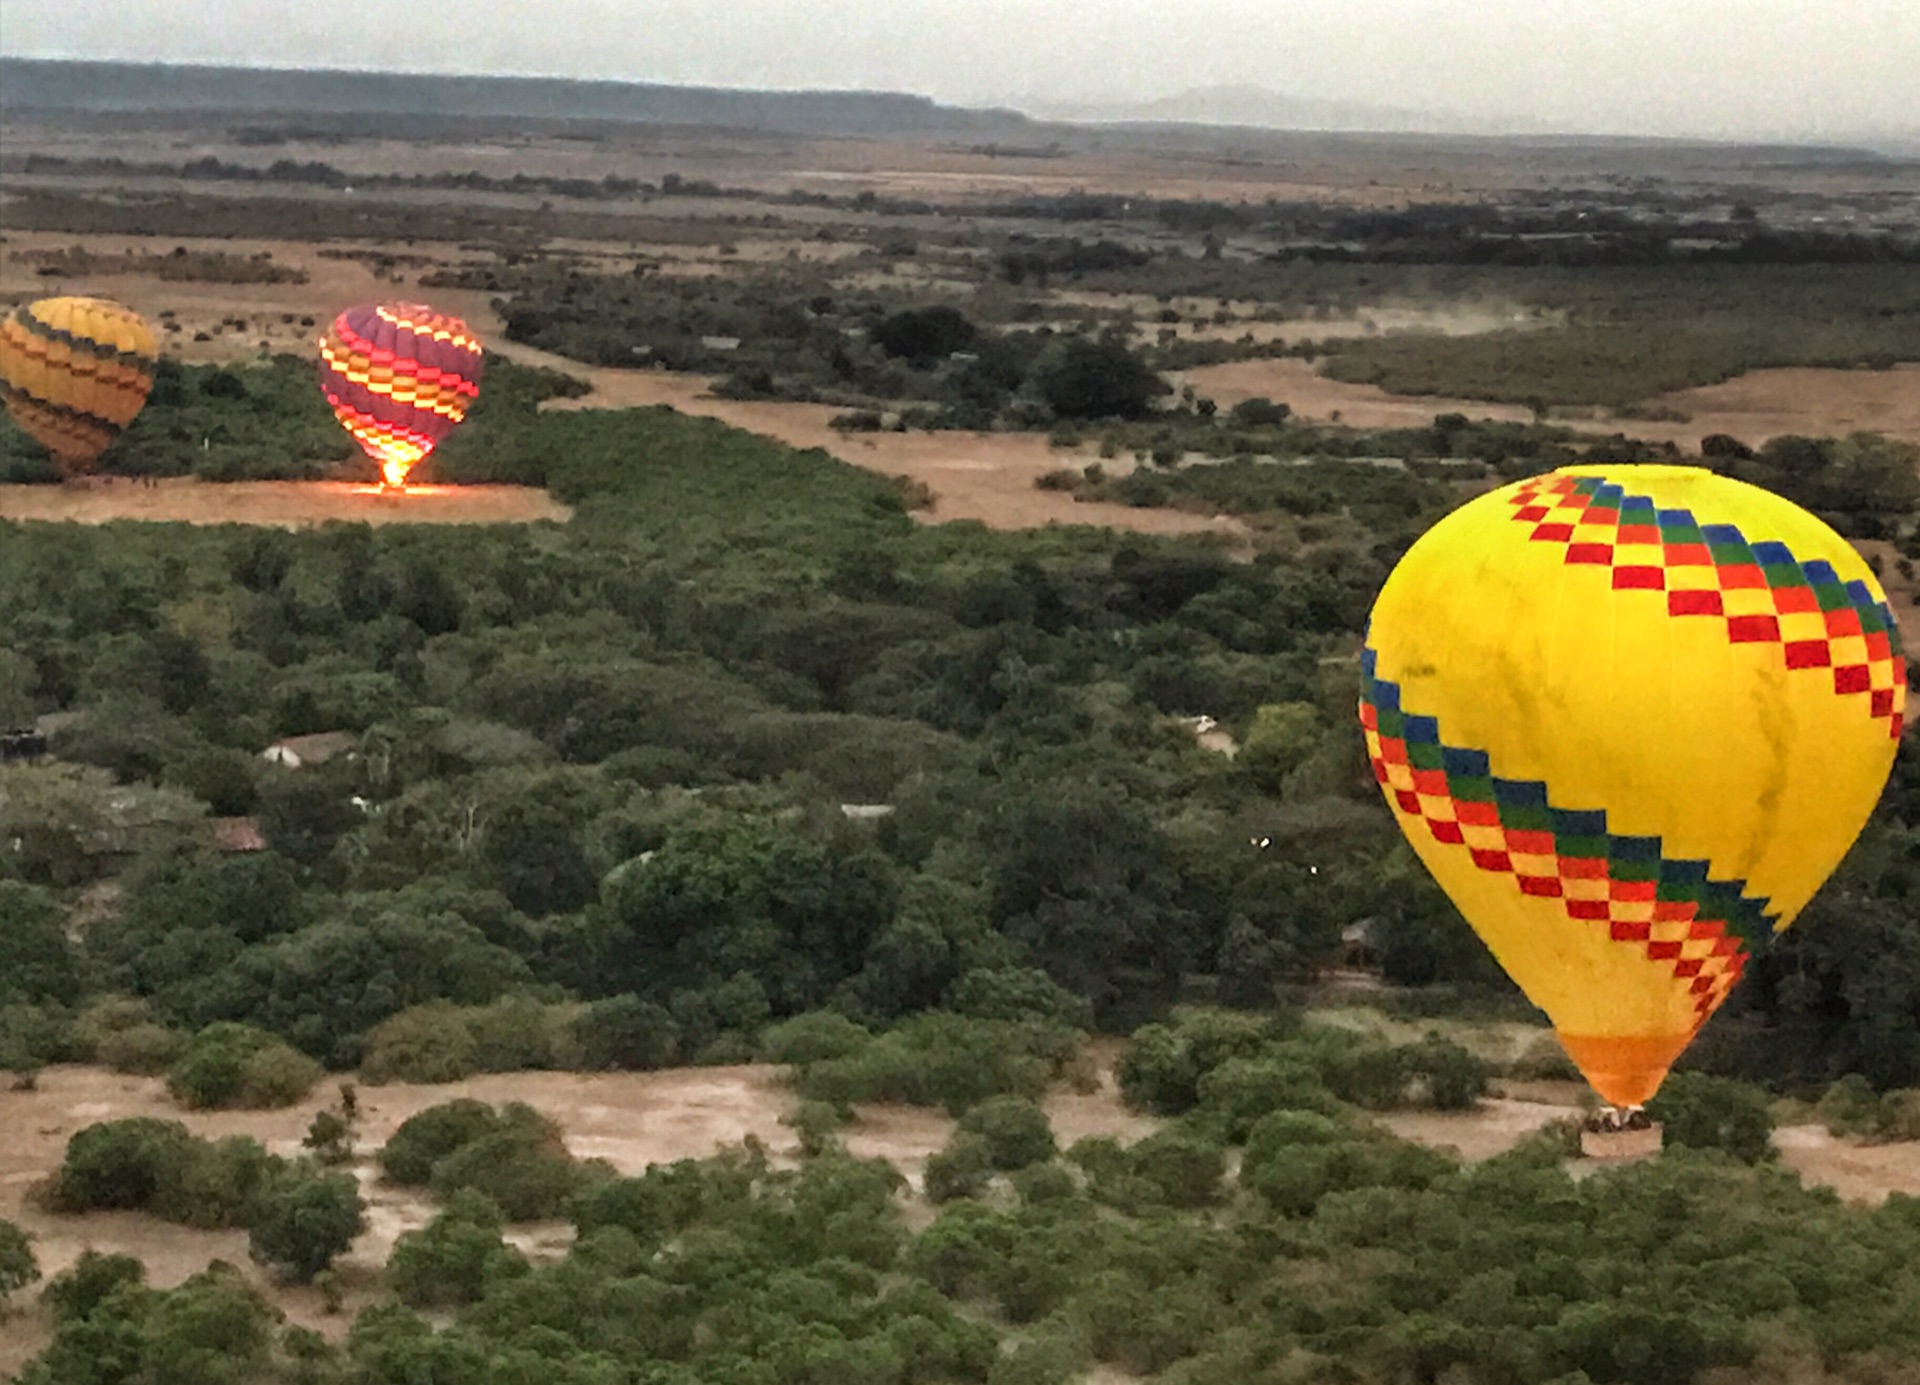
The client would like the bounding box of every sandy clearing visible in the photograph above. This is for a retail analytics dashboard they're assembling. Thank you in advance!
[1051,291,1561,345]
[1185,358,1920,449]
[1378,1097,1577,1162]
[0,478,568,528]
[1773,1124,1920,1206]
[0,1056,1152,1370]
[4,1056,1917,1374]
[516,344,1251,539]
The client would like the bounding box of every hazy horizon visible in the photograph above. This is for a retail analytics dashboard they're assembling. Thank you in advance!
[4,0,1917,144]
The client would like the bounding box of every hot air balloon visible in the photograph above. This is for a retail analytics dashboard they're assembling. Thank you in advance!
[0,296,157,478]
[317,301,482,489]
[1362,465,1905,1116]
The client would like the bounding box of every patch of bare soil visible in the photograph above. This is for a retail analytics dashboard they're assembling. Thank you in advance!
[1052,292,1559,346]
[1184,358,1920,449]
[1378,1097,1578,1163]
[0,478,568,529]
[516,345,1250,541]
[1185,358,1540,429]
[0,1056,1151,1372]
[1773,1124,1920,1206]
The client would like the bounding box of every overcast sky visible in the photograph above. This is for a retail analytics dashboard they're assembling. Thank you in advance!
[4,0,1917,141]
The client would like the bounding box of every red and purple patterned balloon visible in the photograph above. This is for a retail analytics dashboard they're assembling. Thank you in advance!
[317,302,483,487]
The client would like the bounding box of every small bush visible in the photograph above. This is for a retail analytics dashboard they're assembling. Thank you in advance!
[572,994,681,1071]
[794,1013,1074,1116]
[76,997,182,1075]
[42,1117,199,1213]
[42,1249,145,1323]
[1118,1009,1291,1116]
[249,1171,366,1282]
[761,1011,873,1066]
[1405,1037,1491,1111]
[1127,1127,1225,1208]
[783,1099,847,1156]
[1649,1073,1775,1163]
[0,1217,38,1305]
[958,1096,1057,1171]
[925,1133,996,1204]
[465,996,580,1072]
[360,1003,478,1084]
[387,1190,528,1307]
[380,1099,504,1185]
[1010,1163,1079,1205]
[427,1107,582,1220]
[167,1024,320,1110]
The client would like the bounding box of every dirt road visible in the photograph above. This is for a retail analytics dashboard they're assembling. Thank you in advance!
[0,478,567,528]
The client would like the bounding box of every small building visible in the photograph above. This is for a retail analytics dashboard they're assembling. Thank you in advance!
[261,731,357,771]
[839,804,896,823]
[1336,918,1383,973]
[212,816,268,853]
[1,730,48,763]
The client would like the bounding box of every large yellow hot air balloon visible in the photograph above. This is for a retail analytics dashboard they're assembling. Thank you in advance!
[1362,465,1905,1110]
[0,296,157,477]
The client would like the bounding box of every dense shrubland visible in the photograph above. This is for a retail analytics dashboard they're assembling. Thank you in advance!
[4,167,1920,1384]
[2,364,1916,1095]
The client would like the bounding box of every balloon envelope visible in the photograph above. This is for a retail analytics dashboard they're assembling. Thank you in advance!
[1362,465,1905,1107]
[0,296,157,475]
[317,302,482,487]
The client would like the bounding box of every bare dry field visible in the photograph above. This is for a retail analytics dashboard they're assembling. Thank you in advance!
[1185,357,1920,448]
[0,1057,1153,1371]
[0,478,568,528]
[0,1046,1908,1379]
[4,1052,1916,1374]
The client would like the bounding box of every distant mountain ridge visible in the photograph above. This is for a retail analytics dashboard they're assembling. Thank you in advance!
[1025,84,1479,135]
[0,58,1035,138]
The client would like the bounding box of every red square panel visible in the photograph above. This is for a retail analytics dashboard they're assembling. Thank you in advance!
[1726,614,1781,643]
[1428,820,1465,845]
[1669,590,1724,617]
[1469,849,1513,873]
[1565,543,1613,565]
[1834,665,1872,694]
[1784,640,1831,669]
[1613,566,1665,591]
[1531,523,1575,543]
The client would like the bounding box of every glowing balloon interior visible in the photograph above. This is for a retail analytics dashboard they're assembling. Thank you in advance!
[317,302,483,488]
[0,296,157,476]
[1362,465,1904,1109]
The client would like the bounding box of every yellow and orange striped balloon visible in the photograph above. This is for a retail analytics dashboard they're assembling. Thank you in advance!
[0,296,157,476]
[316,301,483,488]
[1363,465,1905,1107]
